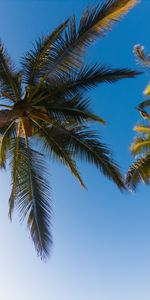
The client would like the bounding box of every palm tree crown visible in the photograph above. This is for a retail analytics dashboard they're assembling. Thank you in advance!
[0,0,139,259]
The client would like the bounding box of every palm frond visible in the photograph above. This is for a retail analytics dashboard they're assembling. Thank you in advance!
[131,137,150,156]
[0,41,22,101]
[8,138,52,259]
[143,82,150,96]
[47,124,125,190]
[43,0,138,78]
[138,99,150,112]
[46,103,105,124]
[8,136,20,219]
[21,20,69,85]
[126,154,150,190]
[32,94,105,125]
[133,44,150,68]
[0,121,16,168]
[134,123,150,134]
[46,64,140,97]
[78,0,138,43]
[31,118,86,188]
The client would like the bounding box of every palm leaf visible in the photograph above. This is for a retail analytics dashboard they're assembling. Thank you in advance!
[8,136,20,219]
[0,121,16,168]
[134,123,150,134]
[138,99,150,112]
[48,124,125,190]
[0,41,21,101]
[44,0,138,78]
[46,64,140,97]
[32,94,105,125]
[131,137,150,156]
[8,138,52,259]
[78,0,138,42]
[133,44,150,68]
[31,118,86,188]
[46,103,105,124]
[21,19,69,85]
[126,154,150,190]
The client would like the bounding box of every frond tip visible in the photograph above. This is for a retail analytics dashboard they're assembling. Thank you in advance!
[78,0,139,43]
[133,44,150,68]
[91,0,139,35]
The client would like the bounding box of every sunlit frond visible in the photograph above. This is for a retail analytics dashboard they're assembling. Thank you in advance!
[78,0,138,42]
[134,123,150,134]
[126,154,150,190]
[131,137,150,156]
[40,0,139,78]
[144,82,150,96]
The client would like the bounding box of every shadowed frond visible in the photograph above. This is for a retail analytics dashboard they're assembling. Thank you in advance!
[126,154,150,191]
[0,41,22,101]
[8,136,20,219]
[31,118,86,188]
[32,94,105,125]
[0,121,16,168]
[8,138,52,259]
[47,124,126,190]
[21,19,69,84]
[138,99,150,112]
[46,102,105,124]
[46,64,140,97]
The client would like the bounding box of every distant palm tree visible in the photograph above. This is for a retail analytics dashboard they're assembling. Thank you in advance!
[126,44,150,190]
[0,0,139,259]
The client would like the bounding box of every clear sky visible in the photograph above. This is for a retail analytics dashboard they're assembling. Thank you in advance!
[0,0,150,300]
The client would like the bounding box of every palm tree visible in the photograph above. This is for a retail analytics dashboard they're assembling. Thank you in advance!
[126,44,150,190]
[0,0,139,259]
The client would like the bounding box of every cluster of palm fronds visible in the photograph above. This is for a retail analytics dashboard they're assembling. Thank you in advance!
[126,45,150,190]
[0,0,139,259]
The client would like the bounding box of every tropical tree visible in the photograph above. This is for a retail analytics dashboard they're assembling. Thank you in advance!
[126,44,150,190]
[0,0,139,260]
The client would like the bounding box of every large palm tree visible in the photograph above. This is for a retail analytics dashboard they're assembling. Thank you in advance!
[0,0,139,259]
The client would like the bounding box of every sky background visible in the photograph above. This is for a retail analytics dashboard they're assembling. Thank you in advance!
[0,0,150,299]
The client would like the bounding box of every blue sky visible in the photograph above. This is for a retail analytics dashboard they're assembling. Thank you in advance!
[0,0,150,299]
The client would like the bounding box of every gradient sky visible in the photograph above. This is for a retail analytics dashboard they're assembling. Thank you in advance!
[0,1,150,300]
